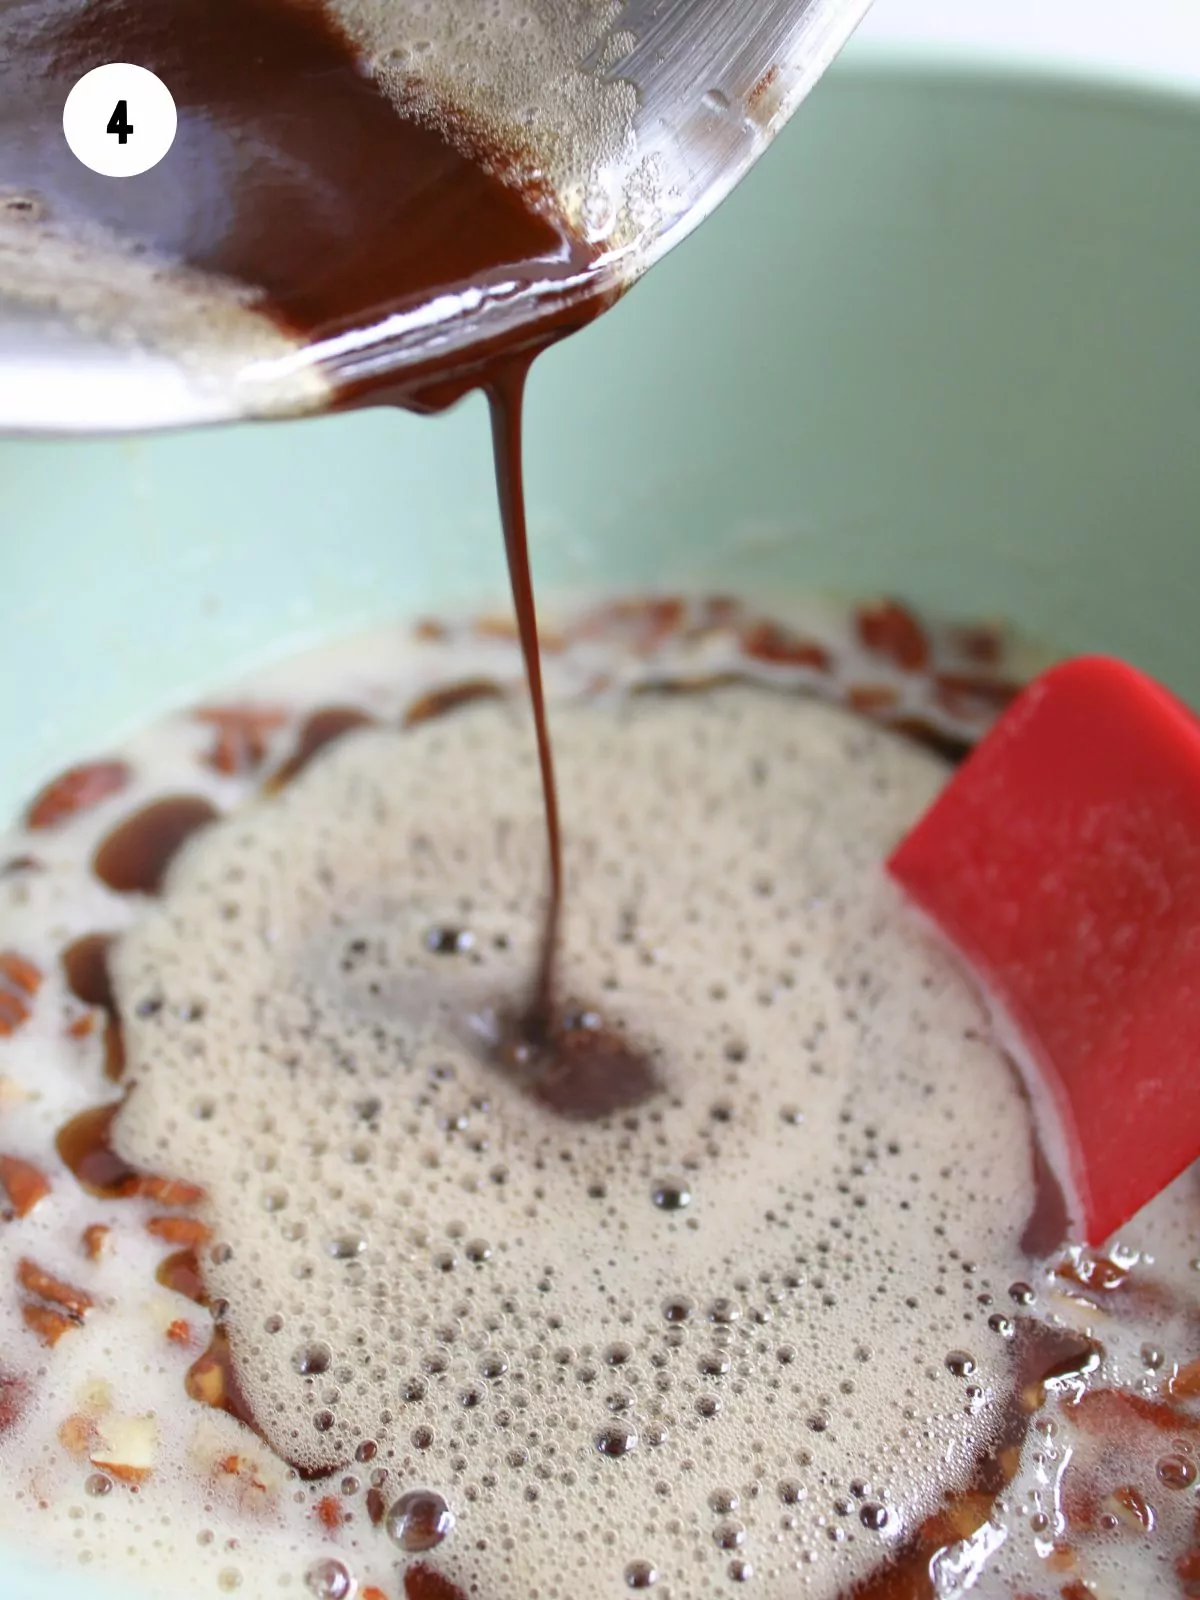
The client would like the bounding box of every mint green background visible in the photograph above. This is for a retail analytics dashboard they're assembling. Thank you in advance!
[2,56,1199,1599]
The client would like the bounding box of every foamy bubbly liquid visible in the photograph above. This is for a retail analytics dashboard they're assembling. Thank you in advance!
[1,602,1198,1600]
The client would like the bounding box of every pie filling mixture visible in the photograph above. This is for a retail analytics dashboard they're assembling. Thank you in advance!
[0,595,1197,1600]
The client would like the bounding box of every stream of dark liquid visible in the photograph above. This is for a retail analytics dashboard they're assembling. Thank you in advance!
[2,0,654,1114]
[485,357,562,1016]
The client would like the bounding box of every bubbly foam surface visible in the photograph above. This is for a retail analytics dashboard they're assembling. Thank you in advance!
[108,690,1037,1592]
[0,603,1197,1600]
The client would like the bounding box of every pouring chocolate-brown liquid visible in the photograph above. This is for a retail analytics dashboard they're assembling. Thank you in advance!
[3,0,654,1115]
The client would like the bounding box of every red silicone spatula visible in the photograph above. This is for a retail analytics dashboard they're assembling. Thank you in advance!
[889,655,1200,1246]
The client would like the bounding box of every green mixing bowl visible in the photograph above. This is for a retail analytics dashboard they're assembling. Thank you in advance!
[2,34,1199,1600]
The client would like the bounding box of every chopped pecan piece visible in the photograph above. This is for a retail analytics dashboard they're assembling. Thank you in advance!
[194,705,287,776]
[18,1256,93,1317]
[25,761,131,830]
[0,1154,51,1217]
[855,599,930,672]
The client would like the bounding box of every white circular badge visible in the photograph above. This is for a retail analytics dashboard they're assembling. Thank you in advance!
[63,63,177,178]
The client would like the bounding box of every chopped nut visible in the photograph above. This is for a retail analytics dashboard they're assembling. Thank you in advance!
[82,1223,112,1261]
[1170,1358,1200,1399]
[146,1215,212,1246]
[17,1257,93,1317]
[137,1173,207,1207]
[194,705,287,776]
[58,1413,97,1456]
[846,684,901,715]
[186,1348,227,1409]
[190,1420,279,1506]
[0,989,31,1036]
[856,599,929,672]
[0,952,42,995]
[1109,1485,1157,1533]
[741,621,831,672]
[25,761,131,830]
[315,1495,345,1531]
[23,1303,79,1346]
[89,1412,157,1482]
[403,680,504,730]
[0,1154,51,1217]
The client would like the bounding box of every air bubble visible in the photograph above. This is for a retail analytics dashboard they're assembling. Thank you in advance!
[292,1342,332,1376]
[625,1559,658,1589]
[860,1503,888,1530]
[327,1233,366,1260]
[304,1559,354,1599]
[945,1350,976,1377]
[595,1424,638,1457]
[652,1179,691,1211]
[385,1489,454,1552]
[425,926,474,954]
[1158,1456,1197,1490]
[713,1521,746,1549]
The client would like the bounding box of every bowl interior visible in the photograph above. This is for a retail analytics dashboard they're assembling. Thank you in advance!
[2,55,1200,1600]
